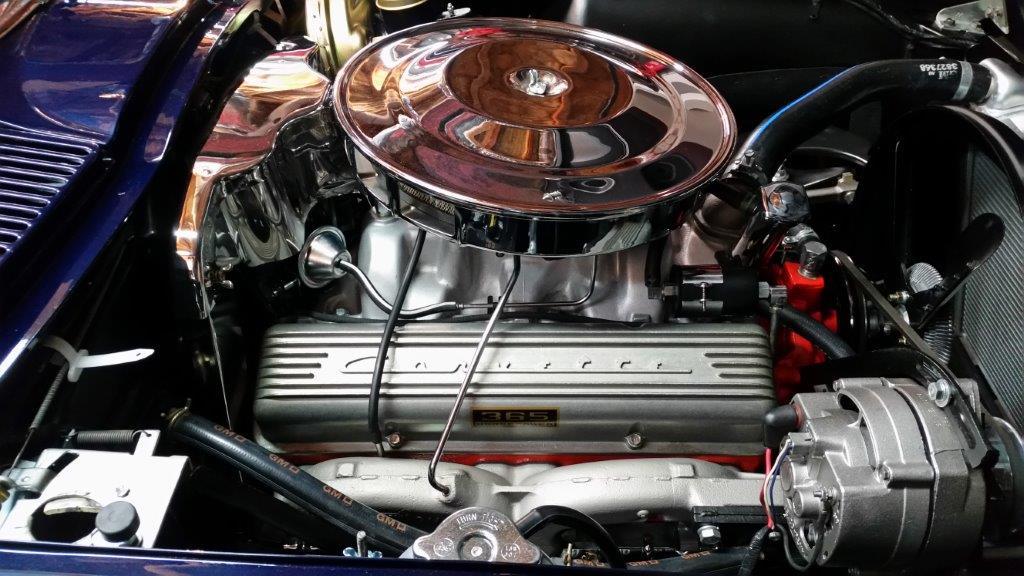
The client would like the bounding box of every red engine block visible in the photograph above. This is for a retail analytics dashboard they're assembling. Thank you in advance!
[768,261,839,403]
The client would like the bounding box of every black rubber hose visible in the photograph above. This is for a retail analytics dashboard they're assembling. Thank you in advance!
[759,301,855,360]
[368,228,426,449]
[738,525,771,576]
[730,59,992,186]
[166,408,426,554]
[187,465,352,552]
[515,505,626,569]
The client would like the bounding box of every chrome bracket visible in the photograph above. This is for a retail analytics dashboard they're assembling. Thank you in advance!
[936,0,1008,36]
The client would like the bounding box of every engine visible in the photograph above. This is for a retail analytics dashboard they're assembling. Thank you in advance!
[4,4,1024,575]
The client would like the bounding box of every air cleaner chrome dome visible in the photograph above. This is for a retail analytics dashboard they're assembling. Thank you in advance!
[334,18,735,256]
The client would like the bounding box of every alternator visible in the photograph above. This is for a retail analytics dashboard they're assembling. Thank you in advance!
[780,378,985,570]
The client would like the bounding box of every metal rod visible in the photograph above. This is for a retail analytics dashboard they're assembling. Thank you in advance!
[427,256,521,496]
[335,260,462,319]
[462,256,598,311]
[337,256,597,319]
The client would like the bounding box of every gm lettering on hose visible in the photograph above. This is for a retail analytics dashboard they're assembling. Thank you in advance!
[322,484,354,506]
[268,453,300,474]
[213,423,247,442]
[377,513,409,533]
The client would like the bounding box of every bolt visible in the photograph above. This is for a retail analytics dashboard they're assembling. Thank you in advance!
[385,432,403,449]
[356,530,368,557]
[888,291,911,305]
[697,524,722,547]
[624,433,645,450]
[944,17,956,26]
[798,240,828,278]
[928,379,954,408]
[879,465,893,482]
[782,224,818,249]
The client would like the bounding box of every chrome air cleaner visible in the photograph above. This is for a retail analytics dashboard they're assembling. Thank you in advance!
[335,18,735,256]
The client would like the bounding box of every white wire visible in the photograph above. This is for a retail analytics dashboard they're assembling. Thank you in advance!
[762,439,792,526]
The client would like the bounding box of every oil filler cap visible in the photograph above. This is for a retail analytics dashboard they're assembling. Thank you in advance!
[95,501,140,543]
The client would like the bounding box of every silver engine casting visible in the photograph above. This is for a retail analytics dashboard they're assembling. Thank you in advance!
[305,457,768,525]
[341,214,667,323]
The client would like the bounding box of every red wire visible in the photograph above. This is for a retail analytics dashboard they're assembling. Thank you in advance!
[761,448,775,529]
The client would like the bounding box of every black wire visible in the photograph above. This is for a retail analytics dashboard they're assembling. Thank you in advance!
[781,506,830,572]
[739,525,771,576]
[839,0,975,49]
[368,229,427,450]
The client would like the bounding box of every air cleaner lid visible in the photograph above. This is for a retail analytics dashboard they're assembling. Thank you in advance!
[334,18,735,217]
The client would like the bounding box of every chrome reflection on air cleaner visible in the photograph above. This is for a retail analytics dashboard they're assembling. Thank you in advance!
[334,18,736,256]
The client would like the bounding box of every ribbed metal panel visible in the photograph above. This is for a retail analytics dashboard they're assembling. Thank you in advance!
[254,322,775,455]
[0,123,99,263]
[963,153,1024,429]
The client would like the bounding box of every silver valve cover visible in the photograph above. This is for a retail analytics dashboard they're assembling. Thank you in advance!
[254,321,774,456]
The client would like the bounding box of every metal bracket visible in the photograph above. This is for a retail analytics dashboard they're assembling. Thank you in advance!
[830,251,990,469]
[936,0,1009,36]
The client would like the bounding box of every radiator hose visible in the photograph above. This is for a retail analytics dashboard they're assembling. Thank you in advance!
[727,59,993,189]
[166,408,425,554]
[758,300,855,360]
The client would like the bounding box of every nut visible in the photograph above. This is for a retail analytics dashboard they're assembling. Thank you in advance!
[696,524,722,547]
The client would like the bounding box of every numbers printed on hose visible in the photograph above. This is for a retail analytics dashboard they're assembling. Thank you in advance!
[919,62,959,79]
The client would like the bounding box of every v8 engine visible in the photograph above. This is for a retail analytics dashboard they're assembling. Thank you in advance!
[3,3,1024,575]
